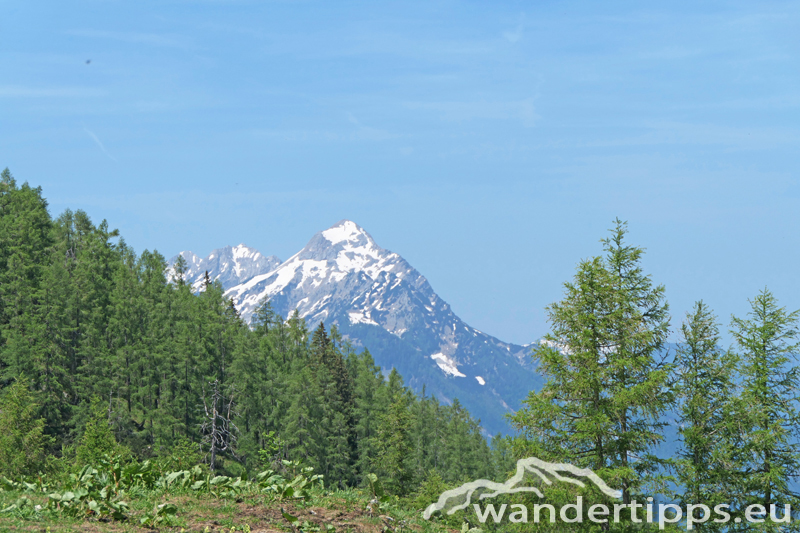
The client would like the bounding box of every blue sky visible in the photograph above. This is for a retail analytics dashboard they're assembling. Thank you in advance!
[2,0,798,344]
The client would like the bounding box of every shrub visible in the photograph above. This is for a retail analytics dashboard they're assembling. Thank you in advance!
[74,399,130,467]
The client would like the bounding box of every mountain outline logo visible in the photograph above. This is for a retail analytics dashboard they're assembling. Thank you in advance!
[423,456,622,519]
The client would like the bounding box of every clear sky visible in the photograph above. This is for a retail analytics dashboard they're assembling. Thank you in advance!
[2,1,798,345]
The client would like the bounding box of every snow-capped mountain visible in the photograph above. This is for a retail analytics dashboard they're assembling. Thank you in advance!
[168,244,281,292]
[170,221,540,435]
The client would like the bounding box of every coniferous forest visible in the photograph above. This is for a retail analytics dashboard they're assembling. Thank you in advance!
[0,169,499,489]
[1,168,799,531]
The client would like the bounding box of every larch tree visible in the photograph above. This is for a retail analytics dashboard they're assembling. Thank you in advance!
[511,219,672,508]
[373,368,415,496]
[674,301,739,531]
[730,289,800,526]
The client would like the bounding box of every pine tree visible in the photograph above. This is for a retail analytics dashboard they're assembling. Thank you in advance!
[440,399,492,483]
[730,289,800,524]
[490,434,515,478]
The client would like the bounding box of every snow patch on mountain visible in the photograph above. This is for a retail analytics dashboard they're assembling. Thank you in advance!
[322,220,364,245]
[431,353,466,378]
[349,310,378,326]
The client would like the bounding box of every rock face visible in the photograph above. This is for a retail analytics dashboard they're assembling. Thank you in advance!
[170,220,540,435]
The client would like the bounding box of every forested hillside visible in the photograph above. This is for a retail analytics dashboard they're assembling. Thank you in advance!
[0,169,502,493]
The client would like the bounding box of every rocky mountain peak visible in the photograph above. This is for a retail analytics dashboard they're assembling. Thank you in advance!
[322,219,374,246]
[296,220,385,265]
[170,222,539,435]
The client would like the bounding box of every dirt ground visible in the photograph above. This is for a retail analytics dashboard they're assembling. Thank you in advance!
[0,496,436,533]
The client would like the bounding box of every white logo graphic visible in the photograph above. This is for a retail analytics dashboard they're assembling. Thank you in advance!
[423,457,622,519]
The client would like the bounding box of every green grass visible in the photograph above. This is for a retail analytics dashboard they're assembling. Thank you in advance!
[0,485,459,533]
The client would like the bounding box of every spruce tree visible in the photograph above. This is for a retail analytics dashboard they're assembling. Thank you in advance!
[0,171,73,438]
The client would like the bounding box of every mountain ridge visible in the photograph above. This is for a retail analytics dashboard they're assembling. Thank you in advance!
[169,220,541,435]
[169,244,281,292]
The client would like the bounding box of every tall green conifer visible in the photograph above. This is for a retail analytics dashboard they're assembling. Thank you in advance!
[731,289,800,526]
[374,369,414,495]
[511,220,672,506]
[674,301,738,530]
[0,377,52,477]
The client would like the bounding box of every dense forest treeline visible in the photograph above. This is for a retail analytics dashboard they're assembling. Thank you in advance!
[0,169,504,494]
